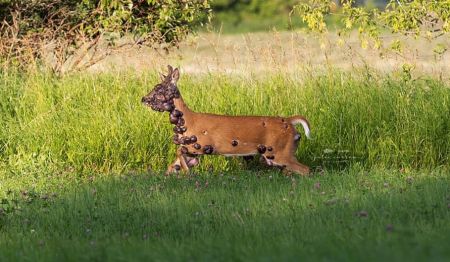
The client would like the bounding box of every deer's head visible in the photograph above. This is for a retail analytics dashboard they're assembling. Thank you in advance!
[141,65,180,112]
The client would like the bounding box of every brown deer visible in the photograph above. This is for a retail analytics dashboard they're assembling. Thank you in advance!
[141,65,311,175]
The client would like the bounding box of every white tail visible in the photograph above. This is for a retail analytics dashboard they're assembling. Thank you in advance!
[290,116,311,139]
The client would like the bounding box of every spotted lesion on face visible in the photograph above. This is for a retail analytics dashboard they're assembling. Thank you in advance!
[141,65,180,112]
[141,83,180,112]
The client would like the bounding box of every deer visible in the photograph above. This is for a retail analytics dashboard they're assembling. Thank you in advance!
[141,65,311,176]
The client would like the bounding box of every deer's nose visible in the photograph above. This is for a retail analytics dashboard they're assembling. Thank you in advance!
[141,96,147,103]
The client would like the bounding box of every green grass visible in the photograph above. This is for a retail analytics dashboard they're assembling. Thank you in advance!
[0,70,449,261]
[1,169,449,261]
[0,70,449,175]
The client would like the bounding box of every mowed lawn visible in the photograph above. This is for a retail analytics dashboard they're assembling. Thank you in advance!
[0,169,449,261]
[0,71,449,261]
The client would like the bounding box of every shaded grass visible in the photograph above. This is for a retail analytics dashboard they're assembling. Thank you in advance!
[0,70,449,176]
[0,169,449,261]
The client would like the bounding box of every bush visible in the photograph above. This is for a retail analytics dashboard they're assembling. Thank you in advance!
[0,0,211,73]
[295,0,449,50]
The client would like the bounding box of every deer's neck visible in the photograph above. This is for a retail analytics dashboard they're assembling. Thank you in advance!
[170,95,195,145]
[173,96,192,115]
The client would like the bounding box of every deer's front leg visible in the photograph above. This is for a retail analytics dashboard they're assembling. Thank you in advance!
[166,147,189,175]
[165,147,199,175]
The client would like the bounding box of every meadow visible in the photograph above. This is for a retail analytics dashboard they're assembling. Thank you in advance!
[0,68,449,261]
[1,169,449,261]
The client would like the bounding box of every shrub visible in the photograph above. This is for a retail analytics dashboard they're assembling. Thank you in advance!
[0,0,211,73]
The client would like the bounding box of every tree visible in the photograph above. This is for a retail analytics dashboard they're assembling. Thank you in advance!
[0,0,211,73]
[294,0,449,56]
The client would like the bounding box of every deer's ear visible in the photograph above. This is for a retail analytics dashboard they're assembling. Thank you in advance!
[167,65,174,75]
[159,73,167,81]
[171,68,180,84]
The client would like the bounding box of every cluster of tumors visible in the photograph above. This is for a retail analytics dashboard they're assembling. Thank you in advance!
[148,84,179,112]
[169,108,215,156]
[257,144,275,162]
[149,83,216,160]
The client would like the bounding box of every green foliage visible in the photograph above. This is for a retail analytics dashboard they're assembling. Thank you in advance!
[78,0,211,42]
[207,0,390,33]
[0,71,449,175]
[210,0,299,17]
[0,0,211,72]
[294,0,331,33]
[209,0,304,33]
[295,0,450,51]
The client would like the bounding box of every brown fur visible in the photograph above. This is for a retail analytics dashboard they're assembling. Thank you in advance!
[142,66,311,176]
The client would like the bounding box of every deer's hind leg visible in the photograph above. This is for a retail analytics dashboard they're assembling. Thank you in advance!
[266,139,310,176]
[264,153,310,176]
[282,157,310,176]
[284,133,310,175]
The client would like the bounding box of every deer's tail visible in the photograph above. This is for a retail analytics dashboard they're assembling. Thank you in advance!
[289,116,311,139]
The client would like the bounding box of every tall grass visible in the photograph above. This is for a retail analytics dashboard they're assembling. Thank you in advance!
[0,70,449,175]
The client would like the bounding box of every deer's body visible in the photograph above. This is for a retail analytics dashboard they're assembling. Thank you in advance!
[142,66,311,176]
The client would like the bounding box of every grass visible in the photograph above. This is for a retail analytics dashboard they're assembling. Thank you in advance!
[0,70,449,175]
[0,70,449,261]
[1,169,449,261]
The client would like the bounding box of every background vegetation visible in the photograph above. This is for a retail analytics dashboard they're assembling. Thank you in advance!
[208,0,390,33]
[1,71,449,178]
[1,0,449,261]
[0,0,210,73]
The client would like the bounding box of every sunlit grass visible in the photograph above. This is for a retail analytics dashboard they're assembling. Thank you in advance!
[0,70,449,177]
